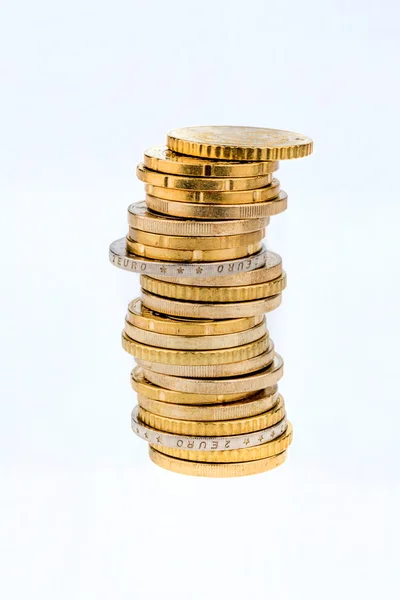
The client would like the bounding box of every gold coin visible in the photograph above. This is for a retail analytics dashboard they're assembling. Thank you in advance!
[137,388,279,421]
[128,227,265,250]
[131,368,271,405]
[146,190,287,220]
[156,421,293,462]
[143,146,279,177]
[145,178,280,204]
[137,163,273,191]
[125,238,263,262]
[122,331,269,366]
[127,298,264,336]
[141,290,281,318]
[149,446,287,477]
[154,251,282,286]
[124,318,268,350]
[141,353,283,394]
[135,342,274,377]
[127,202,270,236]
[167,126,313,161]
[138,396,284,436]
[141,273,286,303]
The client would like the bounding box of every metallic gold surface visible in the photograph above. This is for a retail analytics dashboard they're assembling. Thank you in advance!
[145,191,287,220]
[137,163,273,191]
[127,202,270,236]
[122,331,269,365]
[167,126,313,161]
[149,446,287,477]
[138,396,284,436]
[157,422,293,462]
[128,227,265,250]
[125,237,263,262]
[143,145,279,177]
[141,273,286,303]
[124,318,267,350]
[127,298,264,336]
[140,290,282,318]
[145,178,280,204]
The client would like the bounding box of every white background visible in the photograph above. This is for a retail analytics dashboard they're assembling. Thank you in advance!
[1,0,399,598]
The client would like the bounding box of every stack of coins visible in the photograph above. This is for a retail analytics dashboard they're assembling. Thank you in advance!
[109,126,313,477]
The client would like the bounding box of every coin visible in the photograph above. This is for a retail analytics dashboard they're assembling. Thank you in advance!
[137,163,273,191]
[145,178,280,204]
[128,227,265,250]
[154,251,282,286]
[132,406,287,450]
[138,396,284,436]
[140,273,286,303]
[122,331,269,365]
[141,353,283,394]
[149,447,287,477]
[131,368,271,404]
[143,146,279,177]
[125,238,263,262]
[110,238,267,277]
[124,318,268,350]
[156,422,293,462]
[135,342,274,377]
[167,126,313,161]
[145,191,287,220]
[127,202,270,236]
[127,299,264,336]
[136,388,279,421]
[140,290,281,318]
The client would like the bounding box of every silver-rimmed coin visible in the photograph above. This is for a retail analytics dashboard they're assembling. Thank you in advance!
[109,238,267,278]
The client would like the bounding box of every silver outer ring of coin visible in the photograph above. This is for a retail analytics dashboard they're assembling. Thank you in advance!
[131,407,287,451]
[142,353,284,394]
[135,342,274,378]
[124,319,268,350]
[109,238,268,278]
[127,202,271,236]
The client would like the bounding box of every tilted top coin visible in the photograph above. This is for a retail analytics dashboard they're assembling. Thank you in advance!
[143,145,279,177]
[167,126,313,161]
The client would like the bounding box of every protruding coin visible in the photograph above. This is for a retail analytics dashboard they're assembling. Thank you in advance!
[167,126,313,161]
[145,191,287,220]
[128,227,265,250]
[125,238,263,262]
[127,202,270,236]
[137,163,273,191]
[145,178,280,204]
[143,146,279,177]
[149,447,288,477]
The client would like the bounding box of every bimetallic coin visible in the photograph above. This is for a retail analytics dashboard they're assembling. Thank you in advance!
[131,368,273,405]
[145,191,287,220]
[125,237,263,262]
[149,447,288,477]
[143,146,279,177]
[141,353,284,394]
[132,406,287,450]
[137,163,273,191]
[138,396,285,436]
[141,290,282,319]
[154,251,282,286]
[109,238,267,277]
[122,331,269,366]
[135,342,275,377]
[136,388,279,421]
[140,273,286,303]
[145,178,280,204]
[124,318,268,350]
[127,299,264,336]
[167,126,313,161]
[127,202,270,236]
[157,422,293,462]
[128,227,265,250]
